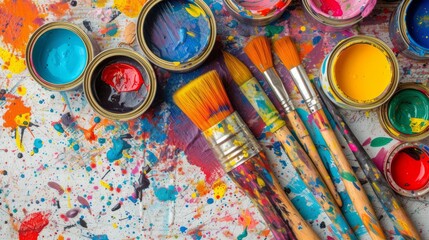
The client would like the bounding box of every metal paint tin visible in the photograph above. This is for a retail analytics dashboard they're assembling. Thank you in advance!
[383,142,429,197]
[83,48,157,121]
[136,0,216,72]
[223,0,291,26]
[320,35,399,110]
[26,22,96,91]
[302,0,376,32]
[389,0,429,60]
[378,83,429,142]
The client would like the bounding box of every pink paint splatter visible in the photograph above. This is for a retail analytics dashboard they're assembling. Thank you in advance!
[372,147,388,172]
[348,143,358,152]
[47,181,64,195]
[362,137,371,146]
[319,0,343,17]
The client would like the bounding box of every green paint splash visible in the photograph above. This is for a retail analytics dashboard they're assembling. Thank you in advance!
[341,172,357,182]
[265,25,284,38]
[370,137,393,147]
[237,227,248,240]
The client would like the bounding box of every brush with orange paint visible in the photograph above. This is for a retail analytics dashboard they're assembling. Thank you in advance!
[273,36,386,240]
[223,51,355,240]
[173,70,320,240]
[243,36,342,207]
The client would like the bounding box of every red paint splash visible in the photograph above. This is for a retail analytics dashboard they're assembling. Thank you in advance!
[391,147,429,191]
[47,1,71,18]
[18,212,50,240]
[320,0,343,17]
[2,98,31,129]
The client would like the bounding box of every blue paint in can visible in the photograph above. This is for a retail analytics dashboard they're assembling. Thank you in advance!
[405,0,429,49]
[32,28,88,84]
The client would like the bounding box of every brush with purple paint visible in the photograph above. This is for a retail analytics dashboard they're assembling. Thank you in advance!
[174,70,320,240]
[314,79,421,240]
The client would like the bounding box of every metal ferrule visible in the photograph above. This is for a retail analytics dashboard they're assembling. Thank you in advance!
[290,65,322,113]
[202,112,262,172]
[263,68,295,113]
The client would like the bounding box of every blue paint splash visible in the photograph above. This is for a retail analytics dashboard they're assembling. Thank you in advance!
[107,136,131,162]
[153,185,178,201]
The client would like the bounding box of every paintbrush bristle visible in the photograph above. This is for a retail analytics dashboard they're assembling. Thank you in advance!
[273,36,301,70]
[222,51,253,86]
[173,70,234,131]
[243,36,273,72]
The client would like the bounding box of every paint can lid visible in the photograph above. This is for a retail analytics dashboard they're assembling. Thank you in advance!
[378,83,429,142]
[136,0,216,72]
[383,141,429,197]
[83,48,157,121]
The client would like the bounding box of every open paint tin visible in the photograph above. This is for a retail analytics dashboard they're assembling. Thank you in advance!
[389,0,429,60]
[83,48,157,121]
[320,35,399,110]
[26,22,95,91]
[136,0,216,72]
[302,0,376,31]
[378,83,429,142]
[223,0,291,26]
[384,142,429,197]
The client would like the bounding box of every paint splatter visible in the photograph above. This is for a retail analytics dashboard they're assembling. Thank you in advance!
[100,23,119,36]
[372,147,388,172]
[212,179,227,200]
[113,0,146,18]
[0,48,26,75]
[107,136,131,162]
[154,185,178,201]
[18,212,50,240]
[370,137,393,147]
[265,25,284,38]
[238,210,258,230]
[237,227,248,240]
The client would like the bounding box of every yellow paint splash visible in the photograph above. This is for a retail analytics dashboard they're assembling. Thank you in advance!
[256,177,265,187]
[410,118,429,133]
[0,47,26,75]
[187,31,196,37]
[113,0,146,18]
[112,222,118,228]
[185,3,206,18]
[212,179,227,200]
[100,180,111,190]
[94,0,108,7]
[17,86,27,96]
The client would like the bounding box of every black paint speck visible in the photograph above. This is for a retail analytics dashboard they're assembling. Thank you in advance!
[83,20,92,32]
[70,0,77,6]
[112,202,121,211]
[1,170,7,175]
[320,221,326,229]
[17,153,23,158]
[78,218,88,228]
[283,187,291,194]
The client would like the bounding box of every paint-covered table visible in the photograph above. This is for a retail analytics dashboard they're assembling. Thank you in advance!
[1,0,428,239]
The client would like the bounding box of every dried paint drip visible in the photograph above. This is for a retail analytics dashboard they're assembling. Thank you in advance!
[405,0,429,49]
[388,89,429,135]
[101,63,144,93]
[308,0,373,19]
[143,0,210,63]
[92,57,150,113]
[390,146,429,191]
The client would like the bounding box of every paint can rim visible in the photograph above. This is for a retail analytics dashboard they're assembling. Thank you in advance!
[83,48,157,121]
[301,0,373,30]
[26,21,94,91]
[325,35,399,110]
[223,0,291,26]
[378,82,429,142]
[383,141,429,197]
[136,0,217,72]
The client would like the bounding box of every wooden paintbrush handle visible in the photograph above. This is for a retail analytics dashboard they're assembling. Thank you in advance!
[286,110,342,207]
[274,126,355,239]
[310,110,386,240]
[229,152,319,240]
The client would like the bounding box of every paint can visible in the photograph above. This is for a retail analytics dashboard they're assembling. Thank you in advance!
[136,0,216,72]
[389,0,429,60]
[223,0,291,26]
[320,35,399,110]
[83,48,157,121]
[26,22,96,91]
[301,0,376,31]
[378,83,429,142]
[383,142,429,197]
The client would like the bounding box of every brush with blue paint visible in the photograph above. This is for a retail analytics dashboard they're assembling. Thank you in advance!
[174,70,320,240]
[223,51,355,240]
[314,79,421,240]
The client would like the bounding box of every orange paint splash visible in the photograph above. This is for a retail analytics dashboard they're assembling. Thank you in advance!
[48,1,71,18]
[0,0,45,57]
[238,209,258,230]
[196,180,210,197]
[3,98,31,129]
[78,123,98,142]
[299,42,314,59]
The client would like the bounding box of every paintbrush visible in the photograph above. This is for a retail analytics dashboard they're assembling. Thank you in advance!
[174,70,320,240]
[223,51,355,240]
[243,36,342,207]
[273,36,386,240]
[314,79,421,240]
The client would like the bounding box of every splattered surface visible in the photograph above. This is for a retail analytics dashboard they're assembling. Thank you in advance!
[0,0,428,239]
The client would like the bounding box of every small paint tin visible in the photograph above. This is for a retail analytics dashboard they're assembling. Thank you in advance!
[320,35,399,110]
[136,0,216,72]
[389,0,429,60]
[83,48,157,121]
[384,142,429,197]
[26,22,95,91]
[378,83,429,142]
[223,0,291,26]
[302,0,376,31]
